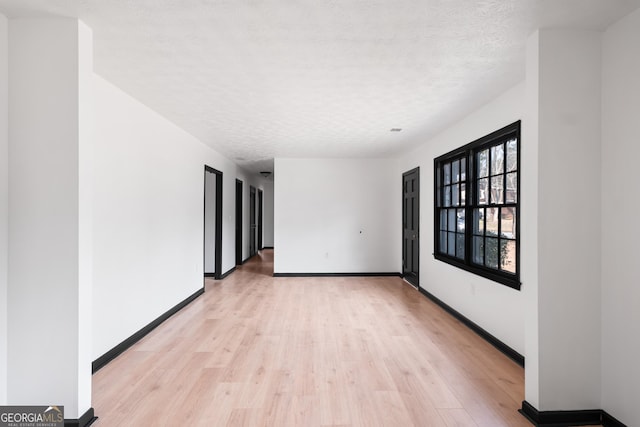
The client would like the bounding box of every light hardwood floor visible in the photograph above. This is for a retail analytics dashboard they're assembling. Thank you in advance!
[93,249,532,426]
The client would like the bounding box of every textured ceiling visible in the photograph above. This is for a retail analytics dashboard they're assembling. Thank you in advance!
[1,0,639,173]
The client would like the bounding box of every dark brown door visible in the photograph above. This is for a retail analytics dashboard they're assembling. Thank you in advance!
[403,168,419,286]
[235,179,243,265]
[258,189,263,251]
[249,186,257,257]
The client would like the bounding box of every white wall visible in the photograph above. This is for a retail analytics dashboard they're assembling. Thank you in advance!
[274,158,399,274]
[7,17,92,418]
[0,12,8,406]
[601,8,640,426]
[92,75,238,359]
[397,83,526,355]
[204,170,216,273]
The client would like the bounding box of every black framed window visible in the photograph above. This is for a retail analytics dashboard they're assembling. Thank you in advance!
[434,121,520,289]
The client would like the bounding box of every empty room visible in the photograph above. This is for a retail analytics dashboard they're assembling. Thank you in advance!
[1,0,639,426]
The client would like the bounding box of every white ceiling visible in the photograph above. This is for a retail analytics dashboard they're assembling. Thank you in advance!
[1,0,639,173]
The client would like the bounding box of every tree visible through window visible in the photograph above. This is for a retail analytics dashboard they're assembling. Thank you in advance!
[434,121,520,289]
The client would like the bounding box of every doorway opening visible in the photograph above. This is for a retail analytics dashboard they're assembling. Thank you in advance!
[402,167,420,287]
[204,166,223,280]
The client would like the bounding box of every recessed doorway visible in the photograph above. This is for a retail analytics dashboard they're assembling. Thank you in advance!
[258,189,263,251]
[236,179,243,265]
[249,186,257,258]
[402,167,419,287]
[204,166,223,280]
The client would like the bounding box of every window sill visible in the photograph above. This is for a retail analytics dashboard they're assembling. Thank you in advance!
[433,253,521,291]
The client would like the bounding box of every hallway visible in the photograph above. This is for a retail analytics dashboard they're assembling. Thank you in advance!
[92,250,529,426]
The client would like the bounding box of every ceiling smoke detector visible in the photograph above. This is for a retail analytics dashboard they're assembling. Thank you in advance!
[390,128,402,132]
[260,171,272,178]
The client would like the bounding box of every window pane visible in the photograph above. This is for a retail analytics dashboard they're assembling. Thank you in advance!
[473,208,484,235]
[477,178,488,205]
[444,163,451,185]
[490,175,503,204]
[448,209,456,232]
[460,157,466,180]
[506,138,517,172]
[501,207,516,238]
[472,236,484,265]
[506,172,517,203]
[477,149,488,178]
[501,239,516,274]
[491,144,504,175]
[456,233,465,259]
[457,208,465,232]
[444,185,451,207]
[486,207,499,236]
[486,237,499,269]
[448,232,455,256]
[452,160,459,183]
[460,183,466,206]
[440,209,447,231]
[452,184,459,206]
[440,231,447,253]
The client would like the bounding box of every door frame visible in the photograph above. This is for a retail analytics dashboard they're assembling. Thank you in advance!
[402,167,420,287]
[204,165,223,280]
[235,179,243,265]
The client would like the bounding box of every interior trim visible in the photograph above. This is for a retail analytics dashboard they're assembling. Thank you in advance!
[273,272,401,277]
[64,408,97,427]
[92,288,204,373]
[519,401,626,427]
[219,267,236,280]
[418,286,524,366]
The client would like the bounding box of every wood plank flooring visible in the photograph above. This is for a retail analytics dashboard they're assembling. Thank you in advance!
[92,249,532,426]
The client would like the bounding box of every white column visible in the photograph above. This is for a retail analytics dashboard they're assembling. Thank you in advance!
[522,29,541,409]
[0,12,8,406]
[7,17,93,419]
[601,9,640,426]
[524,28,602,411]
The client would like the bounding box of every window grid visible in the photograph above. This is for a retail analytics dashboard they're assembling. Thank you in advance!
[434,121,520,290]
[437,156,467,260]
[471,138,517,274]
